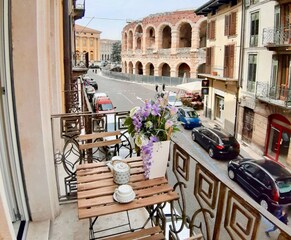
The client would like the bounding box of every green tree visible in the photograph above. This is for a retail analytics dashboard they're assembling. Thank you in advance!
[111,41,121,63]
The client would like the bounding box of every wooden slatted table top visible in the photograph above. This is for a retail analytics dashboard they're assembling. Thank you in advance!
[76,157,179,220]
[77,131,121,151]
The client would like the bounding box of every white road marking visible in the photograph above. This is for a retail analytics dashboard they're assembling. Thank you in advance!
[118,92,134,104]
[136,96,145,103]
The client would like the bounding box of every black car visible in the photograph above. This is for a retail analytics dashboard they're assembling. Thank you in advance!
[228,159,291,212]
[83,76,98,90]
[191,126,240,159]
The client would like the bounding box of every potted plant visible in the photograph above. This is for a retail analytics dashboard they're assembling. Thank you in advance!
[124,95,180,179]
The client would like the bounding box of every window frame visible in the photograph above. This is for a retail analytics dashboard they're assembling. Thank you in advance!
[247,54,257,92]
[250,11,259,47]
[224,44,235,78]
[224,12,237,36]
[207,20,216,40]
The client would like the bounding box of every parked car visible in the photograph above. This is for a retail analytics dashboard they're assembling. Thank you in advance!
[228,158,291,212]
[83,76,98,90]
[92,93,115,113]
[191,126,240,159]
[177,107,201,129]
[167,91,183,107]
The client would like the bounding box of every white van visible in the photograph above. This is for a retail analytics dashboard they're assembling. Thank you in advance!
[167,91,183,107]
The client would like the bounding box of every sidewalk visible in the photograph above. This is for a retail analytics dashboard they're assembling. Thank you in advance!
[197,111,263,160]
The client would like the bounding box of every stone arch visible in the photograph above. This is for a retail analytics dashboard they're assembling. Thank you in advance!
[177,22,192,48]
[158,24,172,49]
[123,32,128,51]
[197,63,205,74]
[128,30,133,49]
[135,25,143,50]
[135,61,143,75]
[145,25,156,49]
[145,62,155,76]
[177,62,191,78]
[75,50,80,61]
[124,61,127,73]
[158,62,171,77]
[90,51,94,62]
[128,61,133,74]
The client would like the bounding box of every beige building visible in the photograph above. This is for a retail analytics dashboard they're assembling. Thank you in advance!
[121,10,206,78]
[100,39,119,61]
[75,24,101,66]
[195,0,242,135]
[238,0,291,166]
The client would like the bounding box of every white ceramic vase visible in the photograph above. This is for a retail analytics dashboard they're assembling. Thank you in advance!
[148,140,170,179]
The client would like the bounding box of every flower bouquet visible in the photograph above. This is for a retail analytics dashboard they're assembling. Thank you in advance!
[124,95,180,178]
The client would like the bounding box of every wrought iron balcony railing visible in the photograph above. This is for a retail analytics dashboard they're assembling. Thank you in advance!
[262,27,291,46]
[256,81,291,108]
[72,51,89,68]
[50,108,291,239]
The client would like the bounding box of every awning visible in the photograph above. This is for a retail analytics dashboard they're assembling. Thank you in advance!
[176,81,201,93]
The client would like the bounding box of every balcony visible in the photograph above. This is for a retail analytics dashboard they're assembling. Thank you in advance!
[262,27,291,51]
[45,81,291,239]
[73,0,85,20]
[256,81,291,108]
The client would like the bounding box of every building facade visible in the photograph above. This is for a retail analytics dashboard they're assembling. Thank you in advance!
[238,0,291,166]
[0,0,84,238]
[75,24,101,66]
[196,0,242,135]
[121,10,206,78]
[100,39,119,61]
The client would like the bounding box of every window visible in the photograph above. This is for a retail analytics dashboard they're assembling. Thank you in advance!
[207,20,216,40]
[247,54,257,92]
[83,38,87,46]
[90,38,93,47]
[271,55,278,89]
[225,12,237,36]
[76,37,79,46]
[206,47,214,74]
[250,12,259,47]
[255,170,272,188]
[243,164,258,175]
[224,45,234,78]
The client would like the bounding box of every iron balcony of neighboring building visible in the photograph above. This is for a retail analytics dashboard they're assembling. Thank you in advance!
[256,81,291,109]
[262,27,291,52]
[73,0,85,20]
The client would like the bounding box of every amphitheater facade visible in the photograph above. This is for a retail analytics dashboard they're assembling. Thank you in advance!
[121,10,206,78]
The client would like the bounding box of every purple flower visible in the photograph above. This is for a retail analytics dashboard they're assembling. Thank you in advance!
[151,103,160,116]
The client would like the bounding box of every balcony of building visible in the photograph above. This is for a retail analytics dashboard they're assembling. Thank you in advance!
[256,81,291,109]
[262,27,291,52]
[73,0,85,20]
[27,78,291,239]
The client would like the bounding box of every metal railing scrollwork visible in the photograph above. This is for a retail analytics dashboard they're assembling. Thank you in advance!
[166,141,291,239]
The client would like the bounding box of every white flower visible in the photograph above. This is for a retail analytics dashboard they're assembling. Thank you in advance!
[135,134,148,147]
[145,121,153,129]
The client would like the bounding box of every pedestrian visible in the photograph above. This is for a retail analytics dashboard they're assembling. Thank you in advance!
[265,206,288,237]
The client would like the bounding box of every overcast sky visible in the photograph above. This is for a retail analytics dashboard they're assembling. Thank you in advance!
[76,0,209,40]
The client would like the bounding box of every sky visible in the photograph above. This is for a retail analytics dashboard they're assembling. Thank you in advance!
[76,0,209,40]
